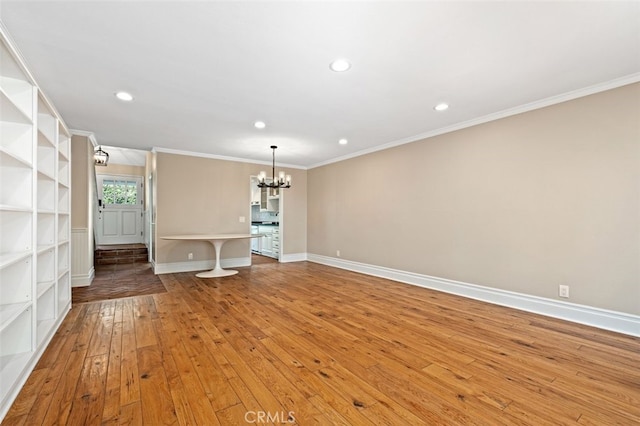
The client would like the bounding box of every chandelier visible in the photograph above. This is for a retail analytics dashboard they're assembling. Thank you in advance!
[257,145,291,189]
[94,146,109,166]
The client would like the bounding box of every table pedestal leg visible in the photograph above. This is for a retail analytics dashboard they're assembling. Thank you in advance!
[196,239,238,278]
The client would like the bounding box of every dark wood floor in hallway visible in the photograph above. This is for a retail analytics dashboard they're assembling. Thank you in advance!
[72,263,167,304]
[4,261,640,425]
[73,254,275,304]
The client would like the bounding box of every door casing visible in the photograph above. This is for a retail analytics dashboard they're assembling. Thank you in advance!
[96,174,144,245]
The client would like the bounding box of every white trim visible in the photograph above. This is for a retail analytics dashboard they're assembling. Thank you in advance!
[71,228,94,287]
[69,129,98,146]
[307,254,640,337]
[0,22,38,86]
[280,252,308,263]
[72,267,95,287]
[152,147,306,170]
[308,72,640,169]
[149,74,640,171]
[154,257,251,275]
[95,175,144,245]
[0,21,69,134]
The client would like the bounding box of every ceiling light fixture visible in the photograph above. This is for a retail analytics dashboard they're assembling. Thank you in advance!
[254,121,266,129]
[257,146,291,189]
[330,59,351,72]
[94,146,109,166]
[115,91,134,101]
[434,103,449,111]
[338,138,348,145]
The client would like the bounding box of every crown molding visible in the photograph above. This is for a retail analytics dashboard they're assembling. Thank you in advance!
[308,73,640,169]
[152,147,307,170]
[75,73,640,171]
[0,21,38,87]
[69,129,98,146]
[1,21,70,134]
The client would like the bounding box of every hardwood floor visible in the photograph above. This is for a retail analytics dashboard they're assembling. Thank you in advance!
[4,261,639,425]
[72,262,166,304]
[251,253,279,265]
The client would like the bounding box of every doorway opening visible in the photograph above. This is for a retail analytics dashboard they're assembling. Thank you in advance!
[249,175,283,262]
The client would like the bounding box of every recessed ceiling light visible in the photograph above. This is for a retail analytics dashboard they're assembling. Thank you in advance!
[338,138,348,145]
[254,121,266,129]
[434,103,449,111]
[330,59,351,72]
[115,91,134,101]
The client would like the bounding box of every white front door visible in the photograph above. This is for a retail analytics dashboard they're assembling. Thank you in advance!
[96,175,144,245]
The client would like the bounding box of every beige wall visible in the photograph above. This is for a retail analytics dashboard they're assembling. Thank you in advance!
[70,134,96,283]
[308,83,640,315]
[146,152,155,259]
[71,135,92,228]
[155,152,307,264]
[281,169,307,254]
[150,152,158,262]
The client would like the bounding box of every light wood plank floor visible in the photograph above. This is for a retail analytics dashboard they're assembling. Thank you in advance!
[4,261,640,425]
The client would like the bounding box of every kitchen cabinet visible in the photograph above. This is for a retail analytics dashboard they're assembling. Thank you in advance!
[250,177,261,206]
[250,225,260,252]
[252,177,279,212]
[267,188,280,212]
[255,224,279,258]
[259,225,273,256]
[272,227,280,259]
[260,187,267,210]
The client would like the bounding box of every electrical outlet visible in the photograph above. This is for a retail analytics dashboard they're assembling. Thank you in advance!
[336,250,341,257]
[188,253,193,260]
[239,216,245,223]
[559,285,569,298]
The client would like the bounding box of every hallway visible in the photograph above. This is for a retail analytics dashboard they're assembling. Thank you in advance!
[72,262,166,304]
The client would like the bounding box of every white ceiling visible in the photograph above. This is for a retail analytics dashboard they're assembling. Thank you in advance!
[100,145,147,167]
[1,1,639,169]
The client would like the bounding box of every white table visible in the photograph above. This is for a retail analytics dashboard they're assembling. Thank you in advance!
[161,234,262,278]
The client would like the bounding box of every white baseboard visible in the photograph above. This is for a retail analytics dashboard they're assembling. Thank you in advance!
[155,254,309,273]
[154,257,251,274]
[72,267,95,287]
[307,254,640,337]
[71,228,93,287]
[280,252,308,263]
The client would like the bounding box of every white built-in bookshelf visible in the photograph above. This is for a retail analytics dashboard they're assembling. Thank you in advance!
[0,29,71,420]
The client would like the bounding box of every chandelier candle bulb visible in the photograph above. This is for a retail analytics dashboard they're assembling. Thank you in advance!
[256,146,292,189]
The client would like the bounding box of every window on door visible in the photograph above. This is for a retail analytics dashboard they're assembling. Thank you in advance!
[102,179,139,205]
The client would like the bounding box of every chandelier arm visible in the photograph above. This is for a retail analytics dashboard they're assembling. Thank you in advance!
[256,145,290,189]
